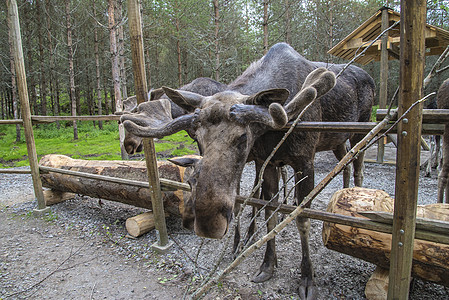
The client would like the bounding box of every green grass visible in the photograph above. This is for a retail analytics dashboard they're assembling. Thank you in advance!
[0,122,196,168]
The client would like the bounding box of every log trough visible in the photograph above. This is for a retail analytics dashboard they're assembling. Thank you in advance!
[38,154,192,236]
[323,187,449,298]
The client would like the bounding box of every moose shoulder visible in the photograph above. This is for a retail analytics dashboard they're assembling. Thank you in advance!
[121,43,375,298]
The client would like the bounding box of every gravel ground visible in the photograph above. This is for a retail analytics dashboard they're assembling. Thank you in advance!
[1,145,449,299]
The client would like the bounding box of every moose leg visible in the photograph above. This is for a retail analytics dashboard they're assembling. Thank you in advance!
[333,144,350,188]
[252,164,279,283]
[350,134,365,187]
[294,162,316,300]
[233,162,260,254]
[438,126,449,203]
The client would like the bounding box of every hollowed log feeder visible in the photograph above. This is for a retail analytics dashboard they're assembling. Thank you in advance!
[322,187,449,287]
[39,154,190,216]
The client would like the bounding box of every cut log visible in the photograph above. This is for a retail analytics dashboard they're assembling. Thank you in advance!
[39,154,193,216]
[322,187,449,287]
[126,212,159,237]
[43,189,75,205]
[365,266,389,300]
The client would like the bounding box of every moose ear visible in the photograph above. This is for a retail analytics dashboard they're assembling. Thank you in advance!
[162,87,206,112]
[149,88,165,100]
[245,88,290,106]
[169,155,202,167]
[121,95,138,113]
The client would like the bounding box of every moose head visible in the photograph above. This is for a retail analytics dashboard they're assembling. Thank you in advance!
[121,68,336,239]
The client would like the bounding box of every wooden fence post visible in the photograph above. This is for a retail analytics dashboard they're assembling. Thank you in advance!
[376,7,389,163]
[7,0,47,213]
[388,1,426,299]
[127,0,172,252]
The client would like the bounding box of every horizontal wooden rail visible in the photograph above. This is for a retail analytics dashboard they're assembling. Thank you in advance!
[1,115,445,134]
[0,168,32,174]
[376,108,449,124]
[39,166,190,192]
[283,121,444,135]
[235,196,449,245]
[0,114,121,125]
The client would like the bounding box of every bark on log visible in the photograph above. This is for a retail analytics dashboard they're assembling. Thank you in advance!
[39,154,191,216]
[322,187,449,286]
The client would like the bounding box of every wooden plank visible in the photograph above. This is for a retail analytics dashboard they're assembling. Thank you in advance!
[31,115,121,122]
[0,168,31,174]
[234,196,449,245]
[0,119,23,125]
[39,165,190,192]
[388,1,426,298]
[7,0,46,210]
[377,108,449,123]
[0,115,120,125]
[279,121,444,135]
[127,0,170,250]
[360,211,449,236]
[377,8,389,164]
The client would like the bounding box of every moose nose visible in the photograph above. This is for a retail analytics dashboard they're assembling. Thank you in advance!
[193,205,233,239]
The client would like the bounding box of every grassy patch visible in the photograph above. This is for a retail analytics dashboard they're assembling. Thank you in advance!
[0,122,197,168]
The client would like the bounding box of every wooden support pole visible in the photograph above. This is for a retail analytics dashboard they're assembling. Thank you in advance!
[6,0,47,211]
[127,0,171,251]
[377,7,390,164]
[388,1,426,299]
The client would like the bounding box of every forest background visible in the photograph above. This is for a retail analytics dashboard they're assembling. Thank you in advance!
[0,0,448,163]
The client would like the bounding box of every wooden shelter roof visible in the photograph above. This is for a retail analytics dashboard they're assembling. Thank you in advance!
[328,7,449,65]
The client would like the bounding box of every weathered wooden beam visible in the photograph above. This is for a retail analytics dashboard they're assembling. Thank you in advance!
[388,1,426,298]
[377,109,449,124]
[0,168,31,174]
[377,7,389,164]
[127,0,171,251]
[31,115,121,122]
[7,0,46,211]
[281,121,444,135]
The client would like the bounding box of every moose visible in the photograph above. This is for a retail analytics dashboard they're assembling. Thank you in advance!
[119,77,228,155]
[121,43,375,298]
[437,78,449,203]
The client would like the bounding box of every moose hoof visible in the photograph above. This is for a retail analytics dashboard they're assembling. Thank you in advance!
[298,277,317,300]
[251,269,273,283]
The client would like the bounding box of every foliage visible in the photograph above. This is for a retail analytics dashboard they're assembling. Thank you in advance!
[1,0,448,122]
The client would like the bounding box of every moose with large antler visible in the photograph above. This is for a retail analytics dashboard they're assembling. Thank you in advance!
[121,43,375,299]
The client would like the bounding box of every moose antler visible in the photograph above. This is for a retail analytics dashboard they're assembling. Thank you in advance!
[120,98,194,139]
[285,67,336,119]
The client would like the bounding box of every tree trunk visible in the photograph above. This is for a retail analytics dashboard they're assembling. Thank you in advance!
[285,0,290,45]
[39,154,188,217]
[322,187,449,287]
[36,0,47,116]
[263,0,269,54]
[174,3,183,86]
[213,0,220,82]
[46,0,58,129]
[7,9,21,142]
[108,0,128,159]
[23,2,37,115]
[65,0,78,140]
[117,0,127,99]
[93,3,103,130]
